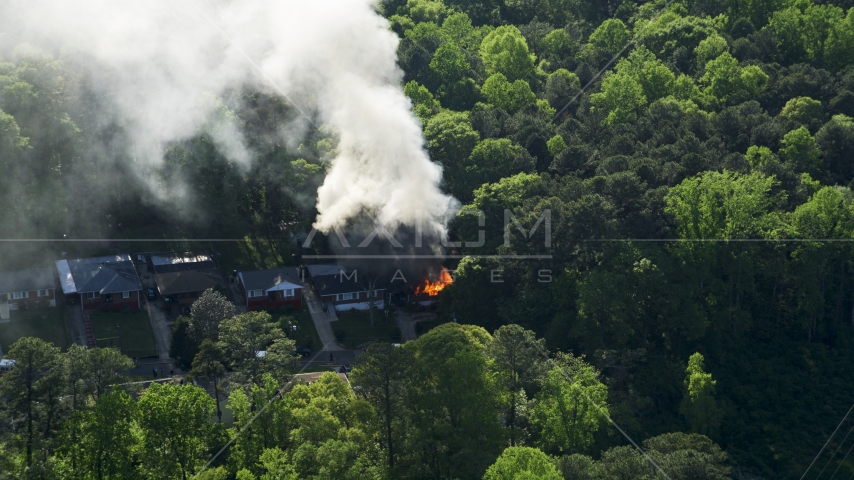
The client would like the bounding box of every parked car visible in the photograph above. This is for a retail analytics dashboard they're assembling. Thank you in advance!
[146,288,156,300]
[295,345,311,357]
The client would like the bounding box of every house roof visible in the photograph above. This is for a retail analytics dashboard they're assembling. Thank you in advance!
[154,269,225,296]
[0,267,54,294]
[312,273,387,296]
[151,253,217,274]
[55,255,142,295]
[304,264,347,277]
[239,267,302,292]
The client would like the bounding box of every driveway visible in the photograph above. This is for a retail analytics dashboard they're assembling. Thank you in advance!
[225,278,248,314]
[396,310,417,342]
[135,262,172,360]
[301,282,344,351]
[65,304,89,346]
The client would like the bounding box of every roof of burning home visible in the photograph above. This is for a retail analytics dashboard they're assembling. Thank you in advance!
[55,255,142,295]
[239,267,302,292]
[151,252,217,274]
[154,269,225,296]
[0,267,55,294]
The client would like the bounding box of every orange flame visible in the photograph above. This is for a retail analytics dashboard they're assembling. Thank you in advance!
[414,268,453,296]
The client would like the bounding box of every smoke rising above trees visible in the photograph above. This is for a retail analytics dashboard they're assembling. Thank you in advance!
[0,0,458,240]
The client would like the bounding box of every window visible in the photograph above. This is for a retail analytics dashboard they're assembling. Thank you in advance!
[373,290,379,298]
[248,289,264,298]
[86,292,101,300]
[284,289,294,298]
[340,293,354,301]
[122,291,130,299]
[10,291,28,300]
[37,289,48,297]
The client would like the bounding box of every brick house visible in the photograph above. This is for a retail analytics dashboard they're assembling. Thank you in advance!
[0,267,56,320]
[56,255,142,311]
[304,264,385,312]
[151,253,225,314]
[238,267,303,311]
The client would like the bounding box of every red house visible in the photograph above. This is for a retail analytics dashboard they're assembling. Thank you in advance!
[238,267,303,311]
[0,267,56,320]
[55,255,142,311]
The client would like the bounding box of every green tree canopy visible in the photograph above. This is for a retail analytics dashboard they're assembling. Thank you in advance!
[679,353,720,436]
[480,25,536,82]
[589,19,631,55]
[532,353,609,454]
[483,446,562,480]
[481,73,536,113]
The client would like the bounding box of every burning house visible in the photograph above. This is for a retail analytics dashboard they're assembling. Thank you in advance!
[406,267,453,306]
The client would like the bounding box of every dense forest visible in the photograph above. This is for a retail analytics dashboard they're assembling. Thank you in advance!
[3,0,854,478]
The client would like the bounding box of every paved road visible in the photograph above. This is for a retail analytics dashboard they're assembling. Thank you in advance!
[301,282,344,351]
[136,264,172,360]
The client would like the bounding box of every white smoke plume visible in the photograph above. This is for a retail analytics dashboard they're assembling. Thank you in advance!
[0,0,459,238]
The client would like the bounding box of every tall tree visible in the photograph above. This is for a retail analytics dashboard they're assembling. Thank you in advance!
[0,337,61,466]
[82,347,134,403]
[218,311,298,388]
[350,342,414,469]
[483,446,562,480]
[486,324,547,446]
[60,388,138,480]
[679,353,720,436]
[137,383,216,480]
[531,353,609,455]
[189,339,227,422]
[190,288,236,344]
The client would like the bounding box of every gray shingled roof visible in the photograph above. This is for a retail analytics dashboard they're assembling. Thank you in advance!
[154,269,225,296]
[0,267,54,294]
[56,255,142,295]
[240,267,302,292]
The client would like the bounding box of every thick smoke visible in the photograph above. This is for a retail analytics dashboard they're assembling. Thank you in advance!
[0,0,458,239]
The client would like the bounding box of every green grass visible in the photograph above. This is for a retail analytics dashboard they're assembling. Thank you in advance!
[269,307,323,352]
[332,310,401,349]
[90,310,158,358]
[0,307,70,353]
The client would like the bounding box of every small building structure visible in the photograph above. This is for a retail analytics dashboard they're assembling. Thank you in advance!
[151,253,225,314]
[0,267,56,319]
[55,255,142,311]
[0,358,15,374]
[238,267,303,311]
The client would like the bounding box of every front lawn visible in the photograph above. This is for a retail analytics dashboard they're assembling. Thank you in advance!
[332,310,401,349]
[90,310,158,358]
[267,307,323,352]
[0,307,70,353]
